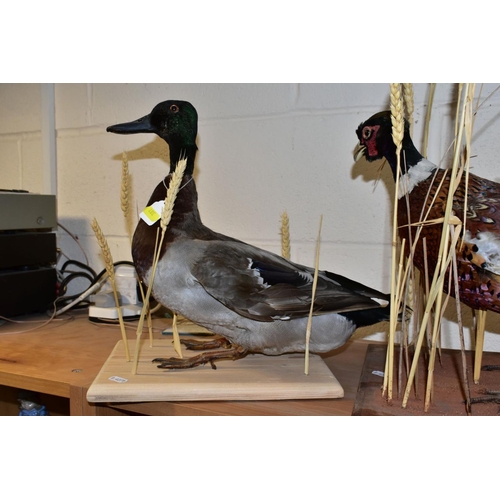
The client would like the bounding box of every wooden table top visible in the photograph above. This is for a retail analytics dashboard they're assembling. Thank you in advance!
[0,310,139,398]
[0,310,370,416]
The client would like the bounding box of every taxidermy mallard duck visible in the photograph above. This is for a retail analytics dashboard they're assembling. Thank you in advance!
[107,100,393,369]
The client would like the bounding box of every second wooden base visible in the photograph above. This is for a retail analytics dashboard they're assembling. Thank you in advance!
[87,339,344,403]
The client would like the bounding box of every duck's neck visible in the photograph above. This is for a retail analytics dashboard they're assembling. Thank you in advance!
[158,172,202,236]
[169,143,197,176]
[132,173,202,280]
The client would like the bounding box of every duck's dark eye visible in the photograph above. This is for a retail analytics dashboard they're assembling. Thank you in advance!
[362,126,372,140]
[170,104,179,113]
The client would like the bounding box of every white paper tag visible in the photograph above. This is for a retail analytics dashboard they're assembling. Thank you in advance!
[109,376,128,384]
[140,200,165,226]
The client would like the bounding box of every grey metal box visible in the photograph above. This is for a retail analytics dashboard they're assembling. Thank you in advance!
[0,191,57,230]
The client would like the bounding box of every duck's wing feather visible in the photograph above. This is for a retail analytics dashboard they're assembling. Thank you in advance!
[191,241,387,322]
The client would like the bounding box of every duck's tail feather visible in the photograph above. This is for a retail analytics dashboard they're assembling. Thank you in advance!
[340,296,411,328]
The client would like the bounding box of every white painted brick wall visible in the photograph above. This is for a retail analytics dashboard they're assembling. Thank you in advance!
[2,83,500,351]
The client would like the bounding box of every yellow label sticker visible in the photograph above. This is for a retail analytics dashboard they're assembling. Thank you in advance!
[140,200,165,226]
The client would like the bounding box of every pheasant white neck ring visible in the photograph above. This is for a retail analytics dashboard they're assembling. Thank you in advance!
[398,158,438,199]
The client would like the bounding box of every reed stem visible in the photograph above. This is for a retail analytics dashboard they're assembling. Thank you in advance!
[304,215,323,375]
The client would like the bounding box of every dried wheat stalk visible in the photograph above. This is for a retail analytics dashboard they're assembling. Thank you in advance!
[280,211,291,260]
[423,84,477,411]
[462,85,488,384]
[91,217,130,361]
[384,83,404,401]
[385,84,478,410]
[158,162,188,353]
[423,222,462,410]
[304,215,323,375]
[474,310,487,383]
[131,158,188,375]
[422,83,436,158]
[403,83,414,133]
[120,151,154,347]
[450,224,472,414]
[400,84,473,409]
[121,152,131,218]
[400,82,420,397]
[172,312,181,358]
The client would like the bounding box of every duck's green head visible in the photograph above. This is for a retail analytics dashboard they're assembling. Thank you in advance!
[107,100,198,173]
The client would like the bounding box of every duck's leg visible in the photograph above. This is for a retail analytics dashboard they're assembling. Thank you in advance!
[180,336,232,351]
[153,345,248,370]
